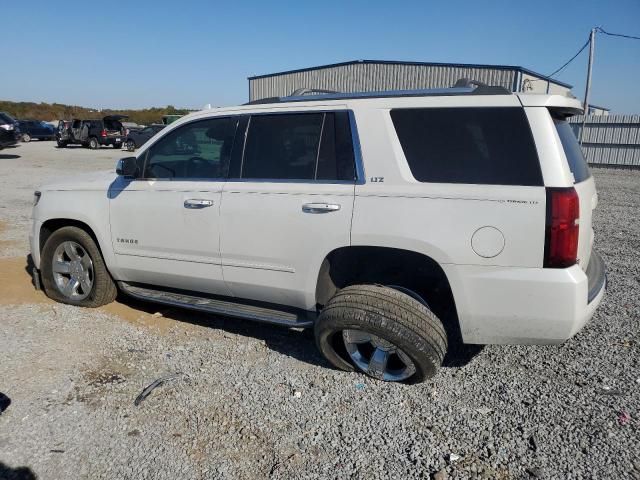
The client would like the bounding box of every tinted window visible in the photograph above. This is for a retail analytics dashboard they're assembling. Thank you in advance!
[316,112,356,181]
[144,117,237,179]
[391,107,542,186]
[554,119,591,183]
[241,112,355,181]
[242,113,322,180]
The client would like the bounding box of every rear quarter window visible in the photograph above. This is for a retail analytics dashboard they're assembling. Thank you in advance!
[391,107,543,186]
[553,119,591,183]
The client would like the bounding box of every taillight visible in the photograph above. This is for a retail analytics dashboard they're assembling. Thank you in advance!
[100,129,107,137]
[544,187,580,268]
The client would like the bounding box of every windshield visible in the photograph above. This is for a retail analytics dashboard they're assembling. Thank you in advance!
[554,119,591,183]
[0,113,17,125]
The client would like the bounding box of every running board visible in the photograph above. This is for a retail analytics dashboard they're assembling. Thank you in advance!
[118,282,315,328]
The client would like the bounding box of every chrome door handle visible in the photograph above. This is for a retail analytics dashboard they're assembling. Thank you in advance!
[184,199,214,209]
[302,203,341,214]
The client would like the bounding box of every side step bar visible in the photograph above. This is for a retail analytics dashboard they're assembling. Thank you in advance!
[118,282,315,328]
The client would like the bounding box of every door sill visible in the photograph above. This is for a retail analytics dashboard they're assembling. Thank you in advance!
[118,281,316,328]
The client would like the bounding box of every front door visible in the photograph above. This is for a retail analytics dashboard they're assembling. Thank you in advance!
[109,116,239,295]
[220,110,358,310]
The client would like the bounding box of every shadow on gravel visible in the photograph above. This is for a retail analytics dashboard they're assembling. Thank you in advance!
[22,254,481,372]
[0,463,37,480]
[114,291,483,372]
[0,153,21,159]
[0,392,11,413]
[24,255,37,289]
[443,344,483,368]
[116,292,330,367]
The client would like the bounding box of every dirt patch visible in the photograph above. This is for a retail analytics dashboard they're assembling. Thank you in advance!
[0,220,20,252]
[0,256,185,334]
[0,257,51,305]
[65,354,133,407]
[101,301,180,333]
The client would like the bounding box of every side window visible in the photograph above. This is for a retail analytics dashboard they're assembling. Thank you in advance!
[316,112,356,181]
[241,112,356,181]
[553,118,591,183]
[144,117,237,179]
[390,107,543,186]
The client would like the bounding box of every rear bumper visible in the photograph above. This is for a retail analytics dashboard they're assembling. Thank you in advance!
[444,251,606,345]
[586,250,606,303]
[100,136,124,146]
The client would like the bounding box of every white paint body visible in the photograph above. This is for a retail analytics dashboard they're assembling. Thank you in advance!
[30,92,605,345]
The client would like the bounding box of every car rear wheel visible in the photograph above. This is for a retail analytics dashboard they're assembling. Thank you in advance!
[40,226,117,307]
[56,139,67,148]
[22,133,31,143]
[88,137,99,150]
[126,140,136,152]
[315,284,448,383]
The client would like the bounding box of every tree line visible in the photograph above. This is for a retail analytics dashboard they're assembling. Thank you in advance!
[0,100,192,125]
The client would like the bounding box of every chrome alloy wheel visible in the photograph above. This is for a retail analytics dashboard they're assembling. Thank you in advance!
[52,241,94,300]
[342,329,417,381]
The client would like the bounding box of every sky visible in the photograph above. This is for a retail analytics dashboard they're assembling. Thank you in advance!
[2,0,639,113]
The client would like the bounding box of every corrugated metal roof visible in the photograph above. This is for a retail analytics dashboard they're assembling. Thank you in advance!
[249,63,519,102]
[248,59,573,89]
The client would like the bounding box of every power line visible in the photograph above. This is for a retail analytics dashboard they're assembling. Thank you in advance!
[596,27,640,41]
[547,38,590,78]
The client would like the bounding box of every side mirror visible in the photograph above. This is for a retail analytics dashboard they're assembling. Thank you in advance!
[116,157,138,178]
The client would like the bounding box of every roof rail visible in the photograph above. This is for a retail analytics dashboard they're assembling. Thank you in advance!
[244,78,511,105]
[290,88,340,96]
[453,78,511,95]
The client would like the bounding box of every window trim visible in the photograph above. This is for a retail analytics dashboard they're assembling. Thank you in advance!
[131,110,365,184]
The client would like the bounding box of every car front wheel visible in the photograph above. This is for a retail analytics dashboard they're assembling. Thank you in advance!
[315,284,447,383]
[126,140,136,152]
[22,133,31,142]
[40,226,117,307]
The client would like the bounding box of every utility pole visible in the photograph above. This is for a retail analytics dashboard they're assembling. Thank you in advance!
[581,27,596,144]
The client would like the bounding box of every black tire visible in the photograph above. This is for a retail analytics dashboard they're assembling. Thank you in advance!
[88,137,99,150]
[126,140,136,152]
[40,226,117,308]
[56,139,67,148]
[22,133,31,143]
[315,284,447,383]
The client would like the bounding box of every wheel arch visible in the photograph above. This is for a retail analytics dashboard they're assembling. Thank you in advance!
[315,245,462,343]
[40,218,106,259]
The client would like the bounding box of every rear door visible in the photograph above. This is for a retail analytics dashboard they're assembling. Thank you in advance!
[220,110,357,310]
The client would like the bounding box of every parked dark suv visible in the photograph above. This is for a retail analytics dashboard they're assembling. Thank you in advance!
[0,112,20,149]
[17,120,55,142]
[56,115,127,149]
[125,124,165,151]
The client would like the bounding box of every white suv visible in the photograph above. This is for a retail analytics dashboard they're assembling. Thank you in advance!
[30,82,606,383]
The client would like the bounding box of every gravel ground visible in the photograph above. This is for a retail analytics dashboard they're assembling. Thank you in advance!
[0,141,638,480]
